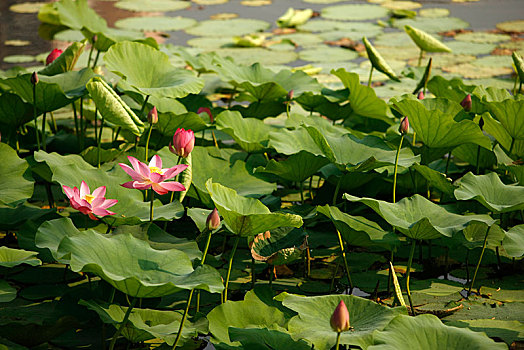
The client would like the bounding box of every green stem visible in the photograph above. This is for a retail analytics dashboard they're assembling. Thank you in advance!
[308,176,314,200]
[80,98,85,150]
[286,100,291,118]
[475,145,481,174]
[228,87,237,109]
[97,113,104,168]
[32,83,40,151]
[108,297,137,350]
[335,332,341,350]
[223,236,240,303]
[145,124,153,162]
[150,190,154,223]
[367,66,374,87]
[299,180,304,204]
[49,111,57,133]
[386,250,394,295]
[406,239,416,316]
[251,257,256,289]
[468,226,489,296]
[72,102,80,149]
[87,41,95,68]
[171,289,194,350]
[41,112,47,151]
[508,137,515,155]
[92,50,101,69]
[332,175,343,205]
[393,134,404,203]
[336,230,353,290]
[444,151,452,176]
[139,95,150,121]
[417,49,424,67]
[94,108,98,145]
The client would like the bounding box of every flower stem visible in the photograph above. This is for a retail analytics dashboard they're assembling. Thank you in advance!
[393,134,404,203]
[72,102,80,149]
[406,239,416,315]
[337,230,353,291]
[97,112,104,168]
[108,297,137,350]
[150,190,154,223]
[475,145,481,174]
[335,332,341,350]
[367,66,374,87]
[417,49,424,67]
[286,100,291,118]
[145,124,153,163]
[32,83,40,151]
[223,236,240,303]
[468,226,489,296]
[41,112,47,151]
[332,175,343,205]
[92,50,101,69]
[139,95,150,121]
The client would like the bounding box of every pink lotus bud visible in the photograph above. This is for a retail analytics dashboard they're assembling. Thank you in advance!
[287,89,294,100]
[198,107,213,123]
[169,128,195,158]
[92,35,97,43]
[31,72,39,85]
[46,49,63,65]
[417,91,424,100]
[330,300,350,332]
[148,106,158,124]
[399,116,409,135]
[460,94,472,112]
[206,208,220,231]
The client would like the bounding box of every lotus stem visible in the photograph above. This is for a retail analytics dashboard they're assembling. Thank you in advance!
[444,151,452,176]
[336,230,353,291]
[87,41,95,68]
[80,98,85,150]
[335,331,341,350]
[32,83,40,151]
[144,124,153,163]
[412,132,416,145]
[223,236,240,303]
[150,190,154,223]
[139,95,150,121]
[367,66,374,87]
[306,245,311,278]
[330,262,340,293]
[212,130,218,148]
[286,99,291,118]
[509,137,515,155]
[417,49,424,67]
[97,114,105,168]
[393,134,404,203]
[406,239,416,315]
[108,296,137,350]
[468,226,489,296]
[269,264,274,290]
[72,102,80,149]
[171,289,194,350]
[251,257,256,289]
[92,50,101,69]
[332,175,343,205]
[309,176,314,200]
[49,111,57,133]
[476,145,481,174]
[41,112,47,151]
[94,108,98,145]
[228,86,237,109]
[299,180,304,204]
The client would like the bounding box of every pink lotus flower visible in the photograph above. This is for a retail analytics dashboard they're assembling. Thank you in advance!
[399,116,409,135]
[119,155,188,195]
[461,94,472,112]
[46,49,63,65]
[63,181,117,220]
[169,128,195,158]
[417,91,424,100]
[330,300,350,332]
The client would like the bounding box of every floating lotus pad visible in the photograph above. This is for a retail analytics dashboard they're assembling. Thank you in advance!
[276,33,323,47]
[187,37,233,49]
[3,55,36,63]
[211,47,298,65]
[115,16,197,32]
[185,18,271,37]
[419,8,450,18]
[394,17,470,33]
[9,2,46,13]
[442,63,512,79]
[193,0,229,4]
[322,4,389,21]
[299,46,359,62]
[380,1,422,10]
[299,20,382,36]
[303,0,346,3]
[454,32,511,44]
[0,280,16,303]
[375,45,421,60]
[241,0,272,6]
[444,41,497,56]
[410,53,476,69]
[373,32,419,48]
[496,20,524,33]
[114,0,190,12]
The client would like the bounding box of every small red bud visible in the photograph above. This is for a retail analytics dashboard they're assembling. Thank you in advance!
[46,49,63,65]
[460,94,472,112]
[31,72,39,85]
[417,91,424,100]
[148,106,158,124]
[169,128,195,158]
[330,300,350,332]
[399,116,409,135]
[206,208,220,231]
[287,89,294,100]
[92,35,97,43]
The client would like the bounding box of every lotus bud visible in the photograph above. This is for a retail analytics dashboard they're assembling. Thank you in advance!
[148,106,158,124]
[460,94,472,112]
[287,89,294,101]
[417,91,424,100]
[31,72,39,85]
[92,34,97,43]
[169,128,195,158]
[46,49,63,65]
[330,300,350,332]
[206,208,220,231]
[399,116,409,135]
[198,107,213,123]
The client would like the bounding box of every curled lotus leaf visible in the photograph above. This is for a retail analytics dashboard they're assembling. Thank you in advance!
[250,227,307,265]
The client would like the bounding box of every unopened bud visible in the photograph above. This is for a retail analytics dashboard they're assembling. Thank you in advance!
[206,208,220,231]
[31,72,39,85]
[417,91,424,100]
[148,106,158,124]
[46,49,63,65]
[399,116,409,135]
[460,94,472,112]
[287,89,294,100]
[330,300,350,332]
[92,35,97,43]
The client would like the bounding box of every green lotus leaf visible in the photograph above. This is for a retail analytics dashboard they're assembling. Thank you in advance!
[104,41,204,99]
[395,17,469,33]
[207,289,289,347]
[255,151,329,182]
[185,18,271,37]
[295,92,351,121]
[250,227,307,265]
[86,77,145,136]
[278,293,406,350]
[215,110,272,153]
[0,144,34,207]
[114,0,190,12]
[411,164,456,196]
[322,4,389,21]
[512,52,524,83]
[404,25,452,53]
[362,37,400,82]
[393,98,491,149]
[157,146,276,207]
[115,16,196,32]
[1,68,95,113]
[33,150,184,226]
[205,179,302,237]
[452,142,497,170]
[446,319,524,346]
[54,0,107,33]
[92,28,151,52]
[229,327,311,350]
[0,93,34,130]
[331,68,391,122]
[39,41,85,76]
[80,300,207,346]
[502,225,524,258]
[0,247,41,268]
[35,217,81,262]
[427,76,475,106]
[317,205,399,248]
[410,279,464,296]
[277,8,313,28]
[299,46,359,62]
[56,229,223,297]
[156,112,207,136]
[455,172,524,213]
[485,99,524,141]
[460,222,505,250]
[369,314,507,349]
[344,194,495,240]
[0,280,16,303]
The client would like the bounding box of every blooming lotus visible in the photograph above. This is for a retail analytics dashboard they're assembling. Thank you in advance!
[63,181,118,220]
[169,128,195,158]
[46,49,63,65]
[119,155,188,195]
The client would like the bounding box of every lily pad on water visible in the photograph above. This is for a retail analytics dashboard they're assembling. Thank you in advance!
[278,293,406,350]
[446,319,524,345]
[115,16,196,32]
[369,314,507,349]
[419,8,450,18]
[322,4,389,21]
[344,194,495,240]
[496,20,524,33]
[185,18,271,37]
[394,17,470,33]
[299,20,382,37]
[380,1,421,10]
[0,144,34,207]
[299,46,359,63]
[212,48,298,66]
[444,41,497,56]
[454,32,511,44]
[115,0,190,12]
[442,63,512,79]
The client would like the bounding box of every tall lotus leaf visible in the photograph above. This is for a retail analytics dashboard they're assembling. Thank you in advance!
[486,99,524,140]
[35,217,81,262]
[278,293,406,350]
[55,0,107,33]
[368,314,506,350]
[156,112,207,136]
[404,25,451,53]
[455,172,524,213]
[39,41,86,76]
[331,68,392,123]
[250,227,307,265]
[255,151,329,182]
[207,289,289,347]
[205,179,302,237]
[104,41,204,99]
[481,112,513,150]
[344,194,495,240]
[215,110,272,153]
[229,327,311,350]
[0,247,41,268]
[393,99,491,149]
[86,77,145,136]
[295,92,351,121]
[317,205,399,248]
[0,93,33,129]
[269,127,327,157]
[420,97,463,117]
[56,230,223,297]
[1,68,95,112]
[512,52,524,83]
[411,164,456,196]
[362,37,400,82]
[93,28,151,52]
[502,225,524,258]
[33,151,183,225]
[0,144,34,206]
[427,76,475,106]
